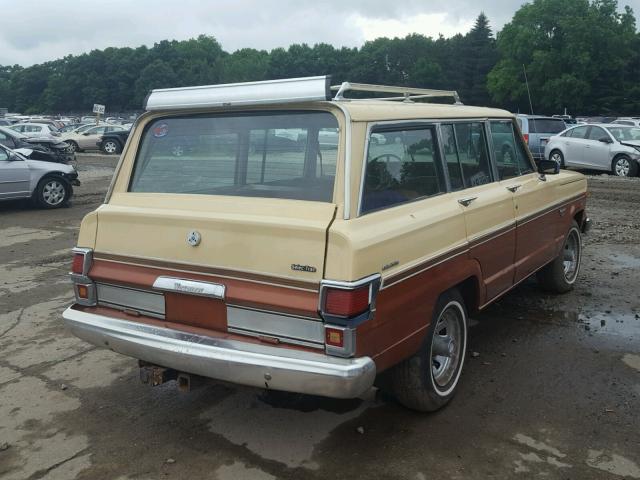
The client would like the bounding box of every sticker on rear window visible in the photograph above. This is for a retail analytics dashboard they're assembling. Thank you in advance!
[152,123,169,138]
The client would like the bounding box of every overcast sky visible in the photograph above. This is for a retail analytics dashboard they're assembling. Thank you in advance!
[2,0,640,66]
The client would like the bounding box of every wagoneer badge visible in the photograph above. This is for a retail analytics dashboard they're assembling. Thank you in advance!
[186,230,201,247]
[291,264,317,273]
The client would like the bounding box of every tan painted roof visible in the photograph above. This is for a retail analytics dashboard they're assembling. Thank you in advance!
[332,100,513,122]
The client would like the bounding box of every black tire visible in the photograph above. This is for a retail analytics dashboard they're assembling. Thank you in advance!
[389,289,468,412]
[549,149,565,168]
[33,176,71,209]
[537,220,582,293]
[102,139,121,154]
[67,141,79,153]
[611,155,638,177]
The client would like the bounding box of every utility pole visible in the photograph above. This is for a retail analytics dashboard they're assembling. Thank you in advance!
[523,64,534,115]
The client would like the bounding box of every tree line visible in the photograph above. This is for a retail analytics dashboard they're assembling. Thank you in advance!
[1,0,638,116]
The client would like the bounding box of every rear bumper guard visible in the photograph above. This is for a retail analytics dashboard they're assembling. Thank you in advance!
[62,307,376,399]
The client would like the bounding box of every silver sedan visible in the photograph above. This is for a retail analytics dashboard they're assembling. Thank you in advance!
[545,124,640,177]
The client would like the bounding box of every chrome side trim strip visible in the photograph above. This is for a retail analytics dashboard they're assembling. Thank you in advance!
[63,307,376,399]
[152,276,225,299]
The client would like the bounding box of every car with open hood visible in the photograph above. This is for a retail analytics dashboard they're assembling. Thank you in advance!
[545,123,640,177]
[62,76,589,411]
[0,143,79,208]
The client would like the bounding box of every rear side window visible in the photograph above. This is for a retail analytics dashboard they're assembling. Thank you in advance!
[361,125,445,214]
[130,111,339,202]
[531,119,566,134]
[489,121,534,180]
[565,126,588,138]
[453,122,492,187]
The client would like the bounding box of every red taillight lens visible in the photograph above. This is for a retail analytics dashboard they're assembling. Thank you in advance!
[71,253,84,274]
[523,133,529,144]
[324,286,369,317]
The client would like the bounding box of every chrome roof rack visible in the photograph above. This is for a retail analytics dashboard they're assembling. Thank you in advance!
[331,82,463,105]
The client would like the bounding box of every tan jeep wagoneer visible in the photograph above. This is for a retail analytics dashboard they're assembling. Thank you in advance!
[64,76,588,411]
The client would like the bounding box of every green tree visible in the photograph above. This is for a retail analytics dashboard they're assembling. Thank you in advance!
[488,0,637,115]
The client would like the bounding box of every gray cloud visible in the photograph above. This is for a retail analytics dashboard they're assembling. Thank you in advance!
[1,0,639,66]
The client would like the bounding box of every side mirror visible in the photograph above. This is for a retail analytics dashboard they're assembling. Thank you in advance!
[538,159,560,175]
[598,137,612,144]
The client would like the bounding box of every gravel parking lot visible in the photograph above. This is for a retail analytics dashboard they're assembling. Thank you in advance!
[0,157,639,480]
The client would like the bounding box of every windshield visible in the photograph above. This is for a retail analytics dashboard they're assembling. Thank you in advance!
[607,126,640,142]
[130,111,339,202]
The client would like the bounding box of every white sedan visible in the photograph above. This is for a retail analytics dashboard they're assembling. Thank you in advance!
[62,125,125,152]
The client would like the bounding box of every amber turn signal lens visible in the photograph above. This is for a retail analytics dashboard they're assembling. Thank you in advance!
[77,284,89,299]
[325,327,344,347]
[71,253,84,274]
[324,285,369,317]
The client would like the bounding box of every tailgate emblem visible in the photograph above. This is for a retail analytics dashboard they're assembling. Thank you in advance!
[186,230,201,247]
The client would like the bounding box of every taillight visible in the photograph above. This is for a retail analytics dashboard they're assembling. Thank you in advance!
[71,253,84,274]
[319,275,381,357]
[70,247,96,306]
[324,286,369,317]
[523,133,530,144]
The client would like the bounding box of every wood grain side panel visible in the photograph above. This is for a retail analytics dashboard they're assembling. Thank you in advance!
[357,253,482,372]
[470,227,516,301]
[89,260,319,318]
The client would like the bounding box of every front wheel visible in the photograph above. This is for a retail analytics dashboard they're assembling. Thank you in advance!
[33,176,70,209]
[537,221,582,293]
[66,141,78,153]
[390,290,468,412]
[549,149,564,168]
[612,155,637,177]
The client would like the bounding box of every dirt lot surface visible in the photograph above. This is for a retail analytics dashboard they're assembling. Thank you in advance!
[1,158,639,480]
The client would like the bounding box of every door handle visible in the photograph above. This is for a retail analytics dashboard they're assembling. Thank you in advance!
[506,184,521,193]
[458,196,477,207]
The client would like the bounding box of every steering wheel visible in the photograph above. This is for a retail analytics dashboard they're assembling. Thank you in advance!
[367,153,404,190]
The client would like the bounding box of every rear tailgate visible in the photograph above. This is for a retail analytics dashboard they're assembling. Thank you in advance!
[88,194,335,347]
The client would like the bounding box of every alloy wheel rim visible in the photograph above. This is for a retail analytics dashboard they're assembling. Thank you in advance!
[615,158,630,176]
[172,145,184,156]
[563,229,580,282]
[431,305,463,390]
[551,152,562,164]
[43,181,65,206]
[105,142,117,153]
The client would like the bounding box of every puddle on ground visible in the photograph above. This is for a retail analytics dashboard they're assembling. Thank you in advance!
[577,311,640,338]
[608,252,640,269]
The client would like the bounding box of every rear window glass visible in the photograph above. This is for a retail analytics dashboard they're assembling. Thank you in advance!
[531,119,566,134]
[130,111,339,202]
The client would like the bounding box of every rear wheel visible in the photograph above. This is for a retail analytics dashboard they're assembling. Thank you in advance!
[102,139,121,154]
[549,149,565,168]
[390,290,468,412]
[537,221,582,293]
[612,155,637,177]
[33,176,70,209]
[66,141,79,153]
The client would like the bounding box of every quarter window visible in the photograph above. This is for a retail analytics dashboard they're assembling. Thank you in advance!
[361,126,445,214]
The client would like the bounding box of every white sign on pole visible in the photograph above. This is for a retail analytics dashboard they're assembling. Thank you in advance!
[92,104,106,114]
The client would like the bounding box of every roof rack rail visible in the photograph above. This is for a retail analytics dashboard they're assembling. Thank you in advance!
[331,82,463,105]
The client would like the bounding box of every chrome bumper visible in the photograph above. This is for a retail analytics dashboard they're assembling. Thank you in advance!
[62,307,376,398]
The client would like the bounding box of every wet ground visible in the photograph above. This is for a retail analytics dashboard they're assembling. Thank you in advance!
[0,158,638,479]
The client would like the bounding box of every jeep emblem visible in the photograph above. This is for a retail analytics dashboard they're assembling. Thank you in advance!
[186,230,201,247]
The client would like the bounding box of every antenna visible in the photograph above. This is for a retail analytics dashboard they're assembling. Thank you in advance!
[523,64,534,115]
